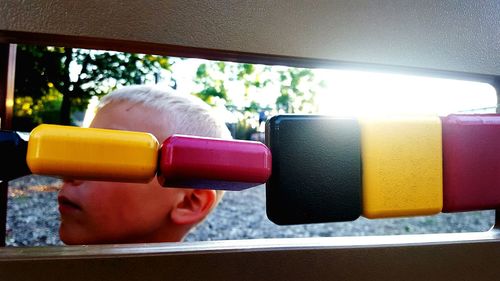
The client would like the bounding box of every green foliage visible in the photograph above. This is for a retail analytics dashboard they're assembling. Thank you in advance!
[234,117,258,140]
[14,45,174,127]
[192,60,322,115]
[276,68,320,113]
[14,45,65,101]
[14,44,325,139]
[14,85,62,124]
[193,62,273,107]
[245,101,263,113]
[193,63,228,104]
[191,61,324,139]
[196,87,227,103]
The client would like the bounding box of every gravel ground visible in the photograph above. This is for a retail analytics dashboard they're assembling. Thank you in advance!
[6,175,495,246]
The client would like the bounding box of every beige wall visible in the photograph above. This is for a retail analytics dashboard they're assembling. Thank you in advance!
[0,0,499,76]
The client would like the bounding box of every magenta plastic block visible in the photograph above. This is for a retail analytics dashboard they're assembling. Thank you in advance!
[158,135,272,190]
[442,114,500,212]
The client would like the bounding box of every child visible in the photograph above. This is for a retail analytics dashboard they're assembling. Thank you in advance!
[57,85,231,244]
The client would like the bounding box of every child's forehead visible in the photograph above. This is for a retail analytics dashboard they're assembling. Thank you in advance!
[99,100,151,113]
[93,101,172,141]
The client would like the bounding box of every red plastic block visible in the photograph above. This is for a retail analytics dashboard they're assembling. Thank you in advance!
[158,135,272,190]
[442,114,500,212]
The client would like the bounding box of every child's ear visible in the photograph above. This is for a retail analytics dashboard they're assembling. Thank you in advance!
[170,189,216,225]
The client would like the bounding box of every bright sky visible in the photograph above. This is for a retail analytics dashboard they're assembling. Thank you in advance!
[168,59,497,117]
[314,69,497,117]
[83,58,497,127]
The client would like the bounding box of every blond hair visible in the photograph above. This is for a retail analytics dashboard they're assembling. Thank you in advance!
[99,85,232,139]
[98,85,231,202]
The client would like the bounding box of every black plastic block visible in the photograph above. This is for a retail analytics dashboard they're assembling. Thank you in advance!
[265,115,361,225]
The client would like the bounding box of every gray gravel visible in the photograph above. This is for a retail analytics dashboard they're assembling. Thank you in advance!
[6,176,62,246]
[6,175,495,246]
[186,185,495,241]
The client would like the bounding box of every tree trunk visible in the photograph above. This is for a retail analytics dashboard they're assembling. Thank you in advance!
[59,48,73,125]
[60,92,72,125]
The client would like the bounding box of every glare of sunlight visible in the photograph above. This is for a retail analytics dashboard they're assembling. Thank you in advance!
[315,70,497,117]
[69,60,82,83]
[82,96,100,128]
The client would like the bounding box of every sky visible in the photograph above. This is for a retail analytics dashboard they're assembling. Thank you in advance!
[168,58,497,117]
[83,58,497,127]
[314,69,497,117]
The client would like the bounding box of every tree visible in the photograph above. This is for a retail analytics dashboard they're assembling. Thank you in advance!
[193,60,323,114]
[14,45,325,138]
[275,68,324,114]
[191,60,325,139]
[14,45,173,128]
[193,62,229,105]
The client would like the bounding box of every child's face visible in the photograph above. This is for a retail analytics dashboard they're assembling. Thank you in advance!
[58,102,183,244]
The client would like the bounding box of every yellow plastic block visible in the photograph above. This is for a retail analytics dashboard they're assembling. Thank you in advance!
[27,124,159,182]
[360,116,443,218]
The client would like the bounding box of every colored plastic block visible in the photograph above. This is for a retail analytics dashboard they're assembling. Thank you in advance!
[265,115,361,225]
[27,124,159,182]
[442,114,500,212]
[0,130,31,181]
[158,135,272,190]
[360,116,443,218]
